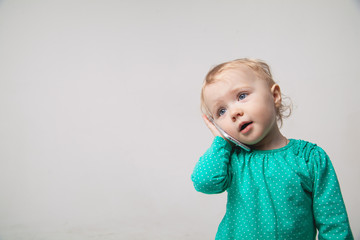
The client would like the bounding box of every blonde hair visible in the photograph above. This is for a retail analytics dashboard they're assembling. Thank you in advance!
[200,58,292,126]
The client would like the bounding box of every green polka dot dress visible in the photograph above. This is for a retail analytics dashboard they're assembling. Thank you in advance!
[191,137,353,240]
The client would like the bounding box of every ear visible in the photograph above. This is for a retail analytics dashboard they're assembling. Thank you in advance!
[270,84,282,107]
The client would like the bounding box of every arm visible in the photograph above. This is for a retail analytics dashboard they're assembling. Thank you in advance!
[191,136,233,194]
[311,148,353,239]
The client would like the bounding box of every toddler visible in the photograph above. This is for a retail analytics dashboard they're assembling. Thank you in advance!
[191,59,353,239]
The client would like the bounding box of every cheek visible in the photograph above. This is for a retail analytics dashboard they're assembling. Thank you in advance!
[253,100,277,120]
[219,119,233,132]
[217,118,236,135]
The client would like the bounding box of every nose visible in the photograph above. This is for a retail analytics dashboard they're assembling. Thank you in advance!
[230,105,244,121]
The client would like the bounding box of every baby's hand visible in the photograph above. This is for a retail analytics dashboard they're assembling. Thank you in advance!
[202,114,222,138]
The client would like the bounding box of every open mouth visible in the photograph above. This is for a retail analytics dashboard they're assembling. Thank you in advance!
[240,122,253,131]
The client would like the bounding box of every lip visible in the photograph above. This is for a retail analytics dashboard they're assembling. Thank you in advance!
[239,121,253,133]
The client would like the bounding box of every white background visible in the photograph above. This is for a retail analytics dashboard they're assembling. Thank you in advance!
[0,0,359,239]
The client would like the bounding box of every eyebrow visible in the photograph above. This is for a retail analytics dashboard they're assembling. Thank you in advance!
[210,87,252,115]
[210,103,222,116]
[210,88,236,113]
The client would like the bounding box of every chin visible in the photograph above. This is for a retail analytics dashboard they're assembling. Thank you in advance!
[242,136,265,146]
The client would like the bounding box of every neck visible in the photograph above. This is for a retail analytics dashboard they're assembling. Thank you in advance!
[252,125,288,151]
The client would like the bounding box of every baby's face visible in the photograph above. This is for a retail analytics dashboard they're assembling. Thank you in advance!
[203,66,280,147]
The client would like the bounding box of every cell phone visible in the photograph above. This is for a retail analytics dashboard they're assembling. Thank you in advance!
[208,116,251,151]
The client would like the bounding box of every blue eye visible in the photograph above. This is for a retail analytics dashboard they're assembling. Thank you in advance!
[238,93,247,100]
[218,108,226,116]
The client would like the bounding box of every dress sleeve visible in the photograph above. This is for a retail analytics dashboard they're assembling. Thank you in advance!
[191,136,233,194]
[310,147,353,239]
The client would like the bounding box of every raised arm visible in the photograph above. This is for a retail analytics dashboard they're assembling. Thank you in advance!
[191,136,233,194]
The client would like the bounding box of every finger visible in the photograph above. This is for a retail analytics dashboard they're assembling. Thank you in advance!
[202,114,222,137]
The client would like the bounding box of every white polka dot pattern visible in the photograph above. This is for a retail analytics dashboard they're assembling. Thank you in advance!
[191,137,353,240]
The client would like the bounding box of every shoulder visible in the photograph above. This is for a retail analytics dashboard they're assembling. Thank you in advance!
[288,139,329,162]
[287,139,335,188]
[288,139,333,179]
